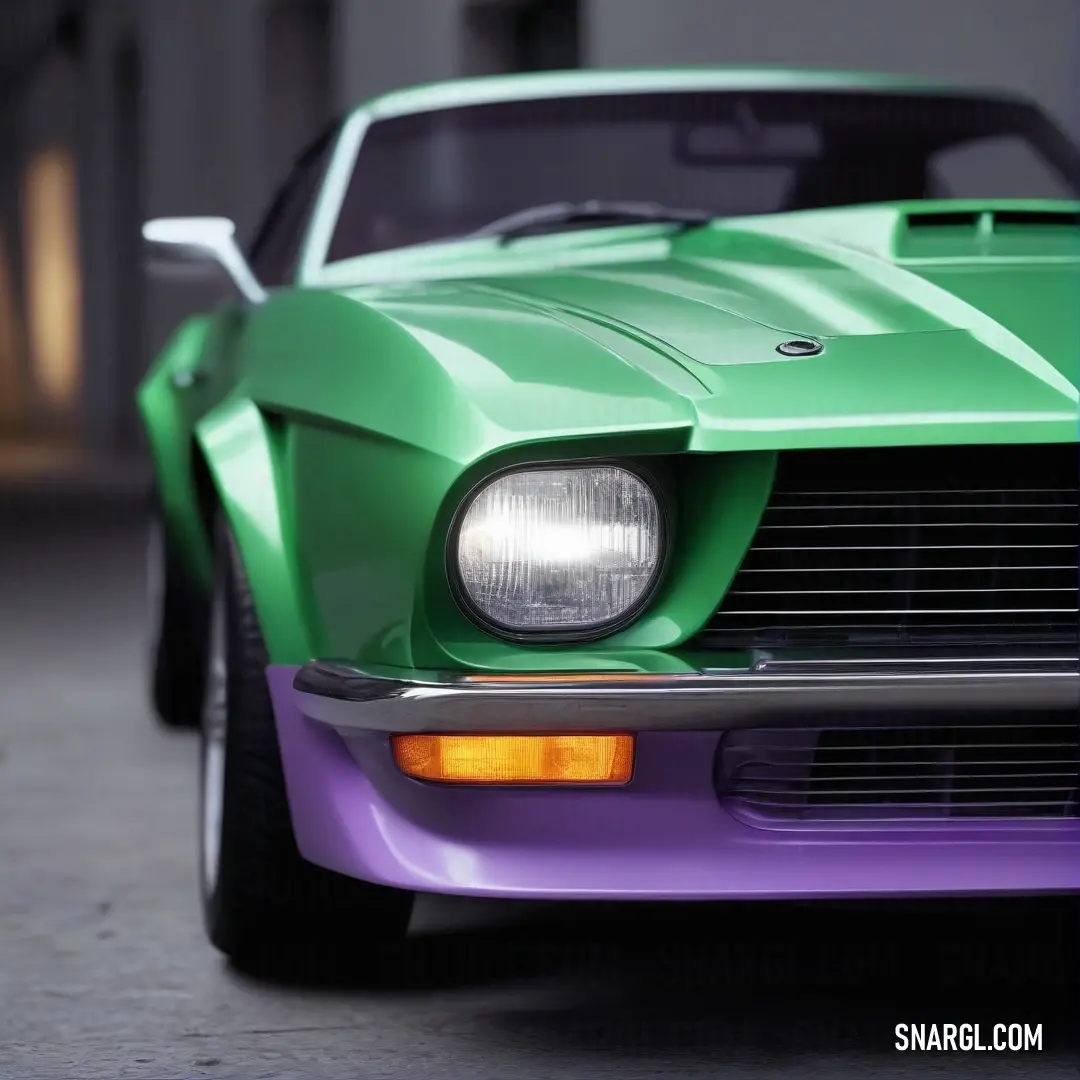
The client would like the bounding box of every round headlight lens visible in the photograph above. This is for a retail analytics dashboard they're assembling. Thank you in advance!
[454,466,663,633]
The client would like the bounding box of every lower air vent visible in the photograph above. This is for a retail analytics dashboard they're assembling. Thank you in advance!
[718,713,1080,826]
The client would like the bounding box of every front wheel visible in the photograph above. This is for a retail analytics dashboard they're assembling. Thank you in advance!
[199,513,413,971]
[147,500,206,730]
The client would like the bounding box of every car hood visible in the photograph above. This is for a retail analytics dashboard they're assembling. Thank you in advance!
[353,200,1080,452]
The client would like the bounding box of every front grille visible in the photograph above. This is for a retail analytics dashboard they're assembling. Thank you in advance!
[698,444,1079,651]
[719,713,1080,824]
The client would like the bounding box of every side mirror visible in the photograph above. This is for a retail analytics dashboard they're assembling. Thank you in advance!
[142,216,267,305]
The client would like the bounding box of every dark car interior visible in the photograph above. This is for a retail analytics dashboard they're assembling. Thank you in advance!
[316,89,1080,260]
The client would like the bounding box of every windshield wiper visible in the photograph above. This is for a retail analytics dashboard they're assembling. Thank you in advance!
[467,200,715,244]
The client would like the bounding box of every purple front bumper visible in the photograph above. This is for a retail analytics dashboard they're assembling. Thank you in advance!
[268,665,1080,899]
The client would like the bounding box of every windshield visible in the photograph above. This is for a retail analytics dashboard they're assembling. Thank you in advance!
[327,89,1080,261]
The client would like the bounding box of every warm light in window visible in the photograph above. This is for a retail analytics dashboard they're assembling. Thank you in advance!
[0,230,25,426]
[23,145,82,409]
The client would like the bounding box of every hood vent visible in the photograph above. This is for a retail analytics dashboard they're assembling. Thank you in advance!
[898,207,1080,258]
[906,210,981,230]
[993,209,1080,228]
[905,208,1080,232]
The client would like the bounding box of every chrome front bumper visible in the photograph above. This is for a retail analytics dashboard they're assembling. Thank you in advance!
[293,655,1080,734]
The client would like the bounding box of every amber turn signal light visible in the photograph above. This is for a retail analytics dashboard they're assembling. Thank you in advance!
[391,733,634,785]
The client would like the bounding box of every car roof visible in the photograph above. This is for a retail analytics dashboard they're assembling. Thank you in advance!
[356,67,1028,121]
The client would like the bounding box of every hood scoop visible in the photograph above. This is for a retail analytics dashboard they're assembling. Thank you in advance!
[897,206,1080,260]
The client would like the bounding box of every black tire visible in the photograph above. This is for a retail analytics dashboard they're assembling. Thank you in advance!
[148,498,207,730]
[199,513,413,972]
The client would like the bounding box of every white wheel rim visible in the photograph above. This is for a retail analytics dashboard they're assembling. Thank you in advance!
[200,578,228,896]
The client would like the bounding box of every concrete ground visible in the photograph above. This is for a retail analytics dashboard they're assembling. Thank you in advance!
[0,466,1077,1079]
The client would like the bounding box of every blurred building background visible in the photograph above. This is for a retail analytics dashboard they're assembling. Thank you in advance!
[0,0,1077,461]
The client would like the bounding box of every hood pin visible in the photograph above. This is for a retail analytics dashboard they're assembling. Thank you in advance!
[776,339,824,357]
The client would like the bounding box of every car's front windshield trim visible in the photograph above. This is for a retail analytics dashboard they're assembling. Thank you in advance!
[360,68,1029,126]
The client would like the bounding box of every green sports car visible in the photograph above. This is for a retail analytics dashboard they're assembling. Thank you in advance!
[139,68,1080,966]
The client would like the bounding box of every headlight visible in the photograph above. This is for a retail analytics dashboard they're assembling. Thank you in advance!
[452,465,664,637]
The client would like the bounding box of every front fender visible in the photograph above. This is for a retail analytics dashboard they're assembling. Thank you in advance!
[194,396,312,665]
[137,316,215,589]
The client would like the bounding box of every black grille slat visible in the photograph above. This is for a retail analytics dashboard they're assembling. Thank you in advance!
[734,790,1071,799]
[719,715,1080,824]
[741,548,1076,572]
[735,770,1080,783]
[721,592,1074,614]
[700,444,1079,651]
[729,569,1073,596]
[762,510,1076,525]
[699,622,1072,649]
[733,796,1074,808]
